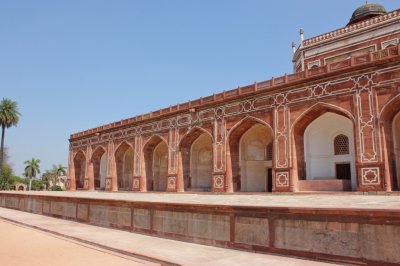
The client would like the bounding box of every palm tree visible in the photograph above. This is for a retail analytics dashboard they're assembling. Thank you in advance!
[0,98,21,174]
[41,170,55,190]
[52,164,66,188]
[24,158,40,191]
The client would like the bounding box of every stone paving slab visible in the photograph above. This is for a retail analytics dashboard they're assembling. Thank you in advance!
[0,207,339,266]
[2,191,400,210]
[0,219,156,266]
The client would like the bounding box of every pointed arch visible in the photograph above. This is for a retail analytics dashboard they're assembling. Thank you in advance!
[143,135,169,191]
[91,146,106,161]
[115,141,134,190]
[179,127,213,191]
[379,93,400,190]
[142,134,168,150]
[114,140,134,153]
[179,126,213,148]
[227,115,273,140]
[227,116,273,192]
[292,102,356,191]
[73,150,86,189]
[91,146,107,189]
[291,102,355,134]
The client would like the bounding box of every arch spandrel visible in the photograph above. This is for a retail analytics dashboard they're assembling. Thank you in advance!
[290,102,355,135]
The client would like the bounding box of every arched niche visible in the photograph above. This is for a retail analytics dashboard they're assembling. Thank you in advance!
[92,147,106,190]
[144,136,168,191]
[303,112,356,190]
[73,151,86,189]
[115,142,134,190]
[393,112,400,190]
[228,118,273,192]
[179,128,213,191]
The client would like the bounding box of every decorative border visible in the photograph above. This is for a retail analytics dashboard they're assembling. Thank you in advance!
[105,178,112,190]
[303,10,399,47]
[167,176,176,190]
[275,172,289,187]
[382,38,399,49]
[70,66,400,151]
[213,175,224,189]
[307,60,321,69]
[361,167,380,185]
[132,178,140,189]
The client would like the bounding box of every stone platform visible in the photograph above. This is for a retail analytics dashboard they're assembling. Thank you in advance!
[1,191,399,265]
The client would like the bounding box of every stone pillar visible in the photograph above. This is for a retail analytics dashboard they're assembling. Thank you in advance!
[381,124,392,191]
[67,149,76,191]
[84,146,92,191]
[83,145,94,191]
[175,151,184,192]
[167,127,179,192]
[132,135,142,191]
[106,141,117,192]
[274,106,291,192]
[87,162,94,191]
[355,80,385,191]
[225,142,233,193]
[139,148,147,192]
[289,133,299,192]
[212,110,226,192]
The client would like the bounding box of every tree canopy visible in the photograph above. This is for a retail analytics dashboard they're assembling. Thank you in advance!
[24,158,41,190]
[0,98,21,175]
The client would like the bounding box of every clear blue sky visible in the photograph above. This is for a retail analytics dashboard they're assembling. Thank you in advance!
[1,0,398,176]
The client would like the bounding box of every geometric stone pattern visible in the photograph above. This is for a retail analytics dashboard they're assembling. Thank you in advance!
[213,175,224,190]
[361,167,380,185]
[275,172,289,187]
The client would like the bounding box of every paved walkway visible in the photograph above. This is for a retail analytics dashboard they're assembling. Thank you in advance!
[0,207,338,266]
[0,219,156,266]
[2,191,400,210]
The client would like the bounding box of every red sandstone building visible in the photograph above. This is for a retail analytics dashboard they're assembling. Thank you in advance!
[67,3,400,193]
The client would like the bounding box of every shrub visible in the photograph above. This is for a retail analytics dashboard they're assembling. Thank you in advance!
[51,185,62,191]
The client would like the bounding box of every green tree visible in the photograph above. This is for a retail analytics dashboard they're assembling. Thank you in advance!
[24,158,41,191]
[52,164,66,190]
[41,164,66,190]
[0,98,21,174]
[0,163,13,190]
[41,170,55,190]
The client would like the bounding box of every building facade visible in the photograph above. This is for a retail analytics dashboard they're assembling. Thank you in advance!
[67,3,400,193]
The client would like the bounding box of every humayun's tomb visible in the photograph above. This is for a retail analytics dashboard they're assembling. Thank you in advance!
[67,2,400,194]
[2,3,400,265]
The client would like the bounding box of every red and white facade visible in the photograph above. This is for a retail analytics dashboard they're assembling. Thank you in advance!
[67,6,400,193]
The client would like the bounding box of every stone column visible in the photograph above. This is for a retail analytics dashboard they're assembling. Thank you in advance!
[87,162,94,191]
[225,142,233,193]
[84,146,92,190]
[212,111,226,192]
[166,127,179,192]
[175,151,184,192]
[140,146,147,192]
[381,124,392,191]
[273,106,291,192]
[132,135,142,191]
[355,81,385,191]
[67,149,76,191]
[106,141,117,192]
